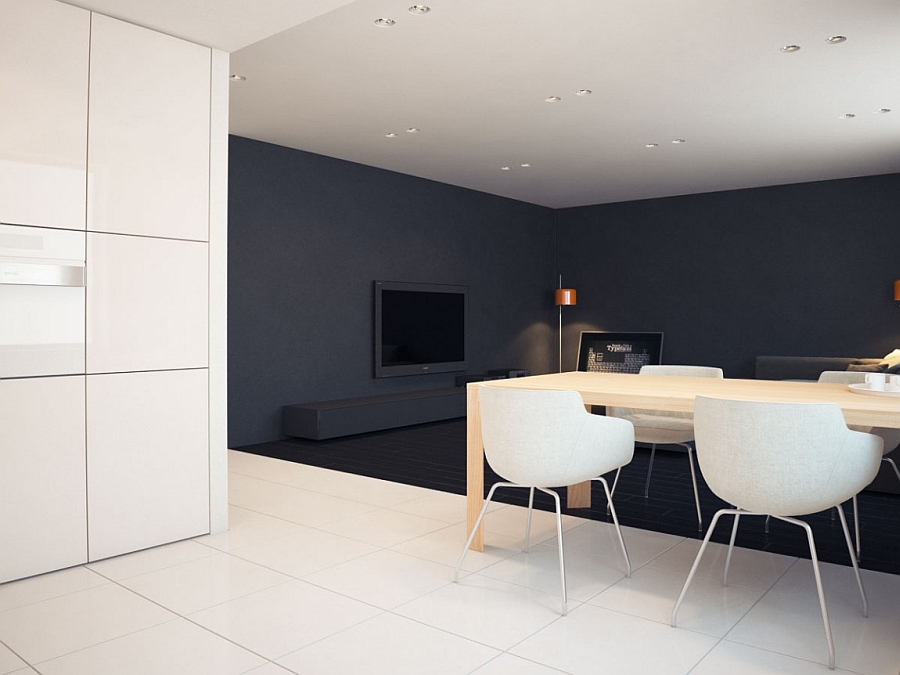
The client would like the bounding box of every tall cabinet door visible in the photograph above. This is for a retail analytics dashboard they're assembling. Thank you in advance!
[87,369,209,561]
[0,0,88,231]
[87,14,210,241]
[0,377,87,582]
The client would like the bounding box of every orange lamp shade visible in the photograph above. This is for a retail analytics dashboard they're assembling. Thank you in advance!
[895,279,900,301]
[555,288,577,306]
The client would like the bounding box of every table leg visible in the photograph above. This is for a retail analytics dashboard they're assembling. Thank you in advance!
[466,385,484,551]
[567,481,592,508]
[567,402,593,508]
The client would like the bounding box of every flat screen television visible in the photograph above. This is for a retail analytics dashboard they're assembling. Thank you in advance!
[374,280,467,378]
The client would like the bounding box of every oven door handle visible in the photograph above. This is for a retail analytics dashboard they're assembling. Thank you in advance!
[0,262,85,287]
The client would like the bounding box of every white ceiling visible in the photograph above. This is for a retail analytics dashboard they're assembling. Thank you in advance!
[63,0,900,208]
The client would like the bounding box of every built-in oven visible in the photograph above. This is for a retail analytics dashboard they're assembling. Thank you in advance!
[0,224,85,379]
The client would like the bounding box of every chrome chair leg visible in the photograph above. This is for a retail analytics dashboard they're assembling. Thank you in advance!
[455,482,511,582]
[724,511,741,586]
[595,476,631,577]
[884,456,900,483]
[672,508,732,627]
[683,443,703,531]
[835,504,868,618]
[851,495,860,561]
[777,515,835,670]
[525,486,535,551]
[539,487,567,615]
[644,444,657,498]
[606,467,622,516]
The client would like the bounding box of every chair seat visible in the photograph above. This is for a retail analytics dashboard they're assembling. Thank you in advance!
[623,413,695,444]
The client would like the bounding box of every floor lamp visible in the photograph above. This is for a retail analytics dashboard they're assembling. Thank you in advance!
[555,276,576,372]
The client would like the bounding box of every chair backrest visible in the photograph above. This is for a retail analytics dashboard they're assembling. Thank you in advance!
[818,370,866,385]
[693,396,882,515]
[478,386,633,487]
[608,365,723,420]
[817,371,900,453]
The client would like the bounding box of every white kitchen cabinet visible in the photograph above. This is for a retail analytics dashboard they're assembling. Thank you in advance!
[0,0,88,231]
[86,232,208,374]
[87,369,209,561]
[0,376,87,582]
[87,13,211,241]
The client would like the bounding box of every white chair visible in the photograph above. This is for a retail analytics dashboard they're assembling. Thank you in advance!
[672,396,882,670]
[817,370,900,559]
[454,386,635,615]
[608,364,724,530]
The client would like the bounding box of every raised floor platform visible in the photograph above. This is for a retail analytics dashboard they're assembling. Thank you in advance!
[283,387,465,440]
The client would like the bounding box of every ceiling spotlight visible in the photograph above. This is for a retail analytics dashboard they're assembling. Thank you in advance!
[408,5,431,14]
[544,96,562,103]
[374,18,396,27]
[672,139,686,144]
[839,113,856,119]
[575,89,592,96]
[520,163,531,168]
[405,128,420,133]
[500,166,511,171]
[645,143,659,148]
[229,74,246,81]
[385,132,398,138]
[780,45,801,53]
[876,108,891,114]
[826,35,847,44]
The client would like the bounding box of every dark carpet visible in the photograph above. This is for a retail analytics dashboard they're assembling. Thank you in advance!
[235,418,900,575]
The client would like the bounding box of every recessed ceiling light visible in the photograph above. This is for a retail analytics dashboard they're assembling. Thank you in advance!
[405,128,420,133]
[575,89,592,96]
[544,96,561,103]
[520,163,531,168]
[645,143,659,148]
[500,166,511,171]
[408,5,431,14]
[876,108,891,114]
[839,113,856,119]
[672,139,686,144]
[229,74,246,81]
[385,132,398,138]
[826,35,847,44]
[780,45,801,53]
[374,18,395,27]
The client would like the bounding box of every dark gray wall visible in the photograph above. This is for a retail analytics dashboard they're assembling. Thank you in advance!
[228,136,556,447]
[555,174,900,378]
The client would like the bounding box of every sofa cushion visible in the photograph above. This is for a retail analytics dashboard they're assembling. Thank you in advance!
[847,362,888,373]
[882,349,900,368]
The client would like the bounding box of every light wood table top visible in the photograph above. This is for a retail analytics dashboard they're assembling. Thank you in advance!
[464,372,900,551]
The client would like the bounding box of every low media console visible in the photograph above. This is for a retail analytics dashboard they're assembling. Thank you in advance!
[283,387,466,440]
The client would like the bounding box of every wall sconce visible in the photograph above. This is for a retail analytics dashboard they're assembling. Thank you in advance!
[555,277,577,372]
[895,279,900,303]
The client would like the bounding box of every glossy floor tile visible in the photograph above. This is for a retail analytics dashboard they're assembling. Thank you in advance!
[0,449,898,675]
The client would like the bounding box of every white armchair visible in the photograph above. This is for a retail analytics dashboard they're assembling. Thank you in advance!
[608,364,723,530]
[671,396,882,669]
[454,386,635,615]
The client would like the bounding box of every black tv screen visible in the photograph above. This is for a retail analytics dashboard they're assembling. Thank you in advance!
[374,281,467,378]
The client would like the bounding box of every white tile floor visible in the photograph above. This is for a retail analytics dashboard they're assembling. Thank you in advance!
[2,450,900,675]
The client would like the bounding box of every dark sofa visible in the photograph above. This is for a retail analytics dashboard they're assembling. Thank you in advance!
[755,355,883,381]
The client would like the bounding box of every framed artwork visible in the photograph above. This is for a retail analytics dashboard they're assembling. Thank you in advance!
[576,331,664,374]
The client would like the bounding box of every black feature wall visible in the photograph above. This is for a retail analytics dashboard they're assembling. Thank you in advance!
[228,136,556,447]
[556,174,900,379]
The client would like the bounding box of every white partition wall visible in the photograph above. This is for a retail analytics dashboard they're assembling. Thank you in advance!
[87,13,211,241]
[87,370,209,561]
[0,377,87,583]
[0,0,227,580]
[86,233,209,374]
[0,0,88,231]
